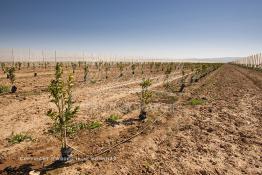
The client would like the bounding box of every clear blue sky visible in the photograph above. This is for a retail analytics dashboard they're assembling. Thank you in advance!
[0,0,262,59]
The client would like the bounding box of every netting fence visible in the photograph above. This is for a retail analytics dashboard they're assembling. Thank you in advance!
[233,53,262,69]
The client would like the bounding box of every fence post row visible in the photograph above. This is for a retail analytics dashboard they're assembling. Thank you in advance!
[233,53,262,69]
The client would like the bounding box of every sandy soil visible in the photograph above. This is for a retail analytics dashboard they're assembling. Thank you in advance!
[0,64,261,175]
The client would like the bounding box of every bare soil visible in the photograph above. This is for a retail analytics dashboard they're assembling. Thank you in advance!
[0,64,261,175]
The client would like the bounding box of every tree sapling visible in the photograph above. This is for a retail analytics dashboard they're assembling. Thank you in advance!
[84,62,89,82]
[139,78,152,120]
[5,67,17,93]
[47,63,79,161]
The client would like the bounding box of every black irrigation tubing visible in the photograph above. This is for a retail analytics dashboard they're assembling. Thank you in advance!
[68,112,167,163]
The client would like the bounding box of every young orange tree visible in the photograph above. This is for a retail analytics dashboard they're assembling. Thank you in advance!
[164,66,172,88]
[118,62,124,77]
[47,63,79,160]
[105,64,110,79]
[71,62,77,73]
[1,63,5,72]
[139,78,152,120]
[179,70,187,92]
[131,64,136,75]
[84,62,89,82]
[5,67,16,93]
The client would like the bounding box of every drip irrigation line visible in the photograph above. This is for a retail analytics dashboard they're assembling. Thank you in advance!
[68,112,166,162]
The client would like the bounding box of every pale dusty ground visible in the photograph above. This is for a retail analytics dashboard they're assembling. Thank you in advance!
[0,64,261,175]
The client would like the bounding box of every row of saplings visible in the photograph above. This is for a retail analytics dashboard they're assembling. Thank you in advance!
[0,62,179,94]
[46,63,152,161]
[190,64,221,84]
[162,63,220,93]
[46,63,220,162]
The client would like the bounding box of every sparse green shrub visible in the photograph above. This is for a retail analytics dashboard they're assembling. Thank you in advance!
[188,98,204,105]
[106,114,120,126]
[0,85,10,94]
[107,114,120,122]
[8,133,32,144]
[90,79,96,84]
[89,121,102,129]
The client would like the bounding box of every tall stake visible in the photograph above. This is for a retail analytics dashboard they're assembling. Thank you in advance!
[55,50,57,63]
[12,48,14,65]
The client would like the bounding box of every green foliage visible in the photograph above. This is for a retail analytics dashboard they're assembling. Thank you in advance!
[140,78,152,113]
[106,114,121,126]
[179,70,188,92]
[163,66,172,88]
[49,122,88,136]
[95,62,99,69]
[165,66,172,75]
[1,63,5,71]
[155,63,161,72]
[47,63,79,149]
[8,133,32,144]
[71,62,77,73]
[18,62,22,70]
[107,114,120,122]
[118,63,124,77]
[90,79,96,84]
[5,67,16,85]
[0,85,9,94]
[188,98,204,105]
[89,121,102,129]
[201,64,207,71]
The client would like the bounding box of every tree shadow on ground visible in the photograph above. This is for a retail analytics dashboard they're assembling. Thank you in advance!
[0,164,33,175]
[0,160,79,175]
